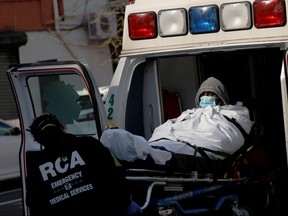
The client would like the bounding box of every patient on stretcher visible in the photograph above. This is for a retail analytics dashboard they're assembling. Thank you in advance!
[100,77,254,171]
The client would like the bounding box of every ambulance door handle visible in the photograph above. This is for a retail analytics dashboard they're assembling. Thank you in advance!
[148,104,154,133]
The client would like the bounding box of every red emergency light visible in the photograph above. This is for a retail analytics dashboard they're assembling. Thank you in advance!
[253,0,286,28]
[128,12,157,40]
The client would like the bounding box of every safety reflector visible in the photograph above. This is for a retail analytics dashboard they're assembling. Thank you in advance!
[189,5,219,34]
[220,2,252,31]
[158,8,187,37]
[128,12,157,40]
[253,0,286,28]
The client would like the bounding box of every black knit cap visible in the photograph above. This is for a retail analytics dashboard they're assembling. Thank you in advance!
[28,113,64,144]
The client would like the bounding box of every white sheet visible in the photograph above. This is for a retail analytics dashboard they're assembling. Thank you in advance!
[100,103,253,165]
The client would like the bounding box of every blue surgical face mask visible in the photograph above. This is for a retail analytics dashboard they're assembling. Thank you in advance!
[199,96,216,108]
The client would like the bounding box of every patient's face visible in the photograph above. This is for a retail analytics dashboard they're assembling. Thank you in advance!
[200,91,223,106]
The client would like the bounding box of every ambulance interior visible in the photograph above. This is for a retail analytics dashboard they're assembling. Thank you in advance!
[124,47,288,214]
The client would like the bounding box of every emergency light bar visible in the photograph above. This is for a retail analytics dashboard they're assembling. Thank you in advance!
[128,0,286,40]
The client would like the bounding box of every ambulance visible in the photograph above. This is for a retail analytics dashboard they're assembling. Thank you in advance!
[6,0,288,215]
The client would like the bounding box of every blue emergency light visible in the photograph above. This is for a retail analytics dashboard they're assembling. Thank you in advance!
[189,5,219,34]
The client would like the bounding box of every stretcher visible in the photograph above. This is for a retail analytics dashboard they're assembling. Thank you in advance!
[123,123,275,215]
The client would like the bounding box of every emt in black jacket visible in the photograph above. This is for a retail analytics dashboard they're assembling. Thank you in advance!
[26,113,141,216]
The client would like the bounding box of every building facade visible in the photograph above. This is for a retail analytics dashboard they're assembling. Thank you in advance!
[0,0,123,120]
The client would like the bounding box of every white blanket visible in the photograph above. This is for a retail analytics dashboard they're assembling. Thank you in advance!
[100,103,253,165]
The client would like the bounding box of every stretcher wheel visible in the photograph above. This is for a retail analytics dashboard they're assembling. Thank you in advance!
[232,204,253,216]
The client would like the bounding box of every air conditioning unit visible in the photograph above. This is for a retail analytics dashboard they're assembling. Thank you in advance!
[88,12,117,40]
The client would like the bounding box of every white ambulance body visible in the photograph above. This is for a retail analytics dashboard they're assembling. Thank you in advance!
[107,0,288,148]
[105,0,288,212]
[6,0,288,214]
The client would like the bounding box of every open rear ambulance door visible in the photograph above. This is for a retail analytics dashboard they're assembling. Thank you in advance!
[6,61,106,216]
[281,50,288,168]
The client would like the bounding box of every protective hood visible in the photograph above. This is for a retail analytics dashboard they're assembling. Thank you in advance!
[195,77,229,106]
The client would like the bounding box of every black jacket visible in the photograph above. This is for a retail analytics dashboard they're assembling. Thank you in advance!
[26,134,131,216]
